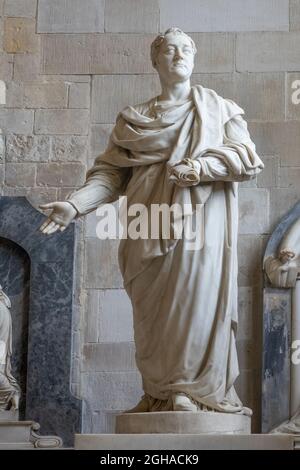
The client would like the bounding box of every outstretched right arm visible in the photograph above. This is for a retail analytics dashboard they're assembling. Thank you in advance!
[39,139,131,235]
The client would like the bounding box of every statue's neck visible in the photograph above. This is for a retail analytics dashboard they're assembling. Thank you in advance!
[158,79,192,104]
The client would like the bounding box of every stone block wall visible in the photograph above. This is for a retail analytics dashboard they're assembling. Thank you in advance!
[0,0,299,433]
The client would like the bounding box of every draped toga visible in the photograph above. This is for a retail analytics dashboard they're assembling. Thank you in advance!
[68,85,264,413]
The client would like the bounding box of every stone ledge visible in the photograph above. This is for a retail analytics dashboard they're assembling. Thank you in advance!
[0,420,62,449]
[75,433,299,450]
[115,411,251,435]
[0,410,19,421]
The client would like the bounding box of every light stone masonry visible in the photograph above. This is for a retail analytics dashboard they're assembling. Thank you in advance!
[270,187,300,229]
[5,162,36,187]
[89,124,114,161]
[4,0,37,18]
[0,109,34,133]
[159,0,289,32]
[290,0,300,31]
[257,156,279,188]
[191,33,234,73]
[237,235,264,287]
[91,75,160,123]
[237,287,253,341]
[0,53,14,81]
[34,109,89,135]
[237,340,256,370]
[84,289,100,343]
[97,289,133,343]
[279,167,300,188]
[13,53,40,81]
[37,0,105,33]
[36,162,85,187]
[41,33,234,75]
[50,135,88,162]
[4,18,39,54]
[68,83,90,109]
[105,0,159,33]
[81,371,143,410]
[1,81,23,108]
[83,342,136,372]
[41,34,154,75]
[85,239,123,289]
[24,82,68,108]
[238,188,270,234]
[3,81,70,109]
[193,73,285,122]
[236,32,300,72]
[0,134,4,161]
[6,134,50,162]
[248,121,300,167]
[83,288,134,345]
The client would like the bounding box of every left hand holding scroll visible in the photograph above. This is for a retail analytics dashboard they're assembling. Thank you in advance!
[168,158,201,187]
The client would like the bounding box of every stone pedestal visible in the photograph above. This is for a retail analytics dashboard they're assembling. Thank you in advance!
[115,411,251,435]
[0,420,62,449]
[75,433,299,450]
[0,410,19,422]
[0,410,62,449]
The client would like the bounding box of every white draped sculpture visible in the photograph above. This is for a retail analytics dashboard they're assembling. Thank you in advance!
[0,285,20,411]
[265,218,300,434]
[40,28,264,415]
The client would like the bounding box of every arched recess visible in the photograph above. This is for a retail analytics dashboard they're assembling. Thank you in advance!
[0,197,82,447]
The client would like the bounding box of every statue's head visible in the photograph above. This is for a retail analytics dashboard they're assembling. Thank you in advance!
[151,28,197,84]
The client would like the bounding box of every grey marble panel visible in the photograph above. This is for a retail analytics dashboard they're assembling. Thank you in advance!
[0,197,81,447]
[262,288,291,432]
[262,200,300,432]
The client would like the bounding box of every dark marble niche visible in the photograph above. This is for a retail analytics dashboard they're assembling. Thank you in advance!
[0,237,30,418]
[262,200,300,433]
[262,287,291,432]
[0,197,82,447]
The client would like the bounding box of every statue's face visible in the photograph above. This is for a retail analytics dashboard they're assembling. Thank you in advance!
[155,33,195,83]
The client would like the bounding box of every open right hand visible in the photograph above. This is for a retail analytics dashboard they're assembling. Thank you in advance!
[39,201,78,235]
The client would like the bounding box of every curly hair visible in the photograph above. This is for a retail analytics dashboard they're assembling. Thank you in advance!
[150,28,197,68]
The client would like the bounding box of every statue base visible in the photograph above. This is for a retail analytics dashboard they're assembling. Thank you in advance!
[115,411,251,434]
[0,418,62,449]
[75,433,299,450]
[0,409,19,421]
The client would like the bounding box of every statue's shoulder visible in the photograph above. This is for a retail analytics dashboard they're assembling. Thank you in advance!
[193,84,238,106]
[193,84,245,119]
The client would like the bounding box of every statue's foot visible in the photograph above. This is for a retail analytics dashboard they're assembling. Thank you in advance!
[11,393,20,411]
[124,396,150,413]
[237,406,252,417]
[172,393,198,412]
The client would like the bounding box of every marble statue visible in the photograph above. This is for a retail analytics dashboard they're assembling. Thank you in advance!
[265,218,300,289]
[264,218,300,434]
[0,285,20,411]
[40,28,264,415]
